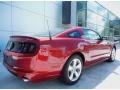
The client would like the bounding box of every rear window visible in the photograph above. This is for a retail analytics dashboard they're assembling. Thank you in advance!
[68,31,81,38]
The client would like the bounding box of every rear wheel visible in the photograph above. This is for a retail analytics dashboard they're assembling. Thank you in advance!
[107,47,116,62]
[60,55,83,85]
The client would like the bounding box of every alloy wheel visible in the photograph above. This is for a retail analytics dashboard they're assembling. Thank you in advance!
[68,58,82,81]
[111,48,116,61]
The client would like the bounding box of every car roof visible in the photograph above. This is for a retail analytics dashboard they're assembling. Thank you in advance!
[53,27,97,38]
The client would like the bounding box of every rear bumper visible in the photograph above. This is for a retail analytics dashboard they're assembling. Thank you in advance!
[3,61,32,81]
[3,61,47,82]
[3,51,61,82]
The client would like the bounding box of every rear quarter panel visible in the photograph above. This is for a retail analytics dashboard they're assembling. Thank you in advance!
[35,37,90,75]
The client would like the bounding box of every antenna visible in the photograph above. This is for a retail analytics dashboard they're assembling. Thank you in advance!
[46,20,52,40]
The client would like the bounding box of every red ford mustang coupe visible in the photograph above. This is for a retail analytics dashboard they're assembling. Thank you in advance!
[3,27,116,85]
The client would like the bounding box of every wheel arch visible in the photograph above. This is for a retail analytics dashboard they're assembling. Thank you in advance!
[70,52,85,65]
[64,51,85,68]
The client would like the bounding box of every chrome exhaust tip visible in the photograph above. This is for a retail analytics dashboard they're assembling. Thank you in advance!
[23,78,29,82]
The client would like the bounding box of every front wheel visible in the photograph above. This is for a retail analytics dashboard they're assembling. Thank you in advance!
[60,55,83,85]
[107,47,116,62]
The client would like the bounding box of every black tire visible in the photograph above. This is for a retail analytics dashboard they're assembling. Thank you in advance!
[60,55,83,85]
[106,47,116,62]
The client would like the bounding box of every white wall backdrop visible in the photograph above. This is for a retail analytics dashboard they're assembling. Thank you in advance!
[0,1,62,56]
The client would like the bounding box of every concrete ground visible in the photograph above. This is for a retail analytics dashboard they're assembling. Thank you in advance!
[0,45,120,89]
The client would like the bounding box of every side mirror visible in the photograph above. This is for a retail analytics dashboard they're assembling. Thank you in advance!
[102,36,108,40]
[97,37,103,41]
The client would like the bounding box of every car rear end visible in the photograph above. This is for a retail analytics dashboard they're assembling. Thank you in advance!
[3,36,40,82]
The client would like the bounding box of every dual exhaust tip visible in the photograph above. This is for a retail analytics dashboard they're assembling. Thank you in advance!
[23,77,29,82]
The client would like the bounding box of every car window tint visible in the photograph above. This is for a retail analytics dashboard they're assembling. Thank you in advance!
[83,29,100,40]
[68,31,80,38]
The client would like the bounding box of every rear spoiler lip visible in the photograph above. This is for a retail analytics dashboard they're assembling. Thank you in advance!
[10,35,40,41]
[9,35,40,46]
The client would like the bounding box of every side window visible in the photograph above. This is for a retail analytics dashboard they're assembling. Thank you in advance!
[83,29,100,40]
[68,31,81,38]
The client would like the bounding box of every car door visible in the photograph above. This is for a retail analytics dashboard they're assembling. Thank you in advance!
[82,29,109,61]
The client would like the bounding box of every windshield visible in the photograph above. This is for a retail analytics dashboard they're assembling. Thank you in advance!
[34,28,65,37]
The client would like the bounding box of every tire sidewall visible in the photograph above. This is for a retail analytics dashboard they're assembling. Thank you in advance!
[110,47,116,62]
[61,55,83,85]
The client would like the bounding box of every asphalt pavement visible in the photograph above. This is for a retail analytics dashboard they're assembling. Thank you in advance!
[0,45,120,89]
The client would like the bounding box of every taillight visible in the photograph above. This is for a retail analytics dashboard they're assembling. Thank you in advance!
[6,41,14,50]
[22,43,36,53]
[6,41,36,53]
